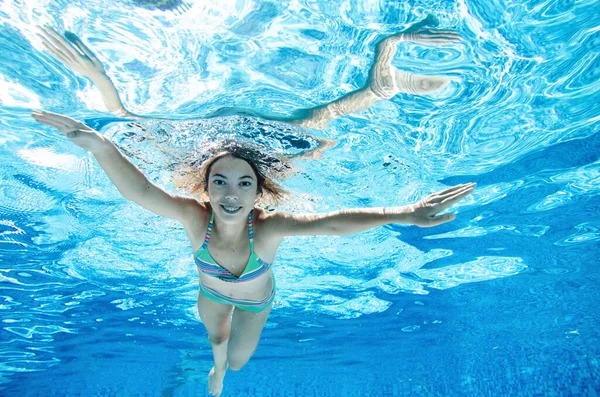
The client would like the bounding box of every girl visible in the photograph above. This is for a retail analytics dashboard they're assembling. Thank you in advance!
[32,109,473,397]
[32,15,471,396]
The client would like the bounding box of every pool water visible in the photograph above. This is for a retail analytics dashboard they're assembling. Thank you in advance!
[1,0,599,396]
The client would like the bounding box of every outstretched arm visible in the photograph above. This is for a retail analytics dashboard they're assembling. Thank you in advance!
[288,15,460,130]
[37,26,141,118]
[31,110,197,221]
[269,182,476,237]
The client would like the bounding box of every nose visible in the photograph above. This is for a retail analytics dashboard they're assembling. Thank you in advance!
[224,187,239,201]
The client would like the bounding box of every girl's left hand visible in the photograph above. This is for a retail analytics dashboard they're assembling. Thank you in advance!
[408,183,476,227]
[31,110,109,153]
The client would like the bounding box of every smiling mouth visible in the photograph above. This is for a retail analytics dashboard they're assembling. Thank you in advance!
[221,205,242,214]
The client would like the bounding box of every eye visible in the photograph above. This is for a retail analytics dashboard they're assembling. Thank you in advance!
[240,181,252,187]
[213,179,226,186]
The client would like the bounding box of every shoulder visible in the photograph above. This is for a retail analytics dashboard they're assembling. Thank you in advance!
[176,198,211,227]
[251,208,296,246]
[253,208,294,225]
[253,208,299,236]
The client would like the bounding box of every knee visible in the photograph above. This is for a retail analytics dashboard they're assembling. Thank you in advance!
[208,333,229,345]
[227,348,256,371]
[227,357,248,371]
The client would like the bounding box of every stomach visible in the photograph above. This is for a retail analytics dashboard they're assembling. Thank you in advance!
[198,268,275,301]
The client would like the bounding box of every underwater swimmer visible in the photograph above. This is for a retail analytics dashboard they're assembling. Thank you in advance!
[31,110,474,397]
[33,15,467,397]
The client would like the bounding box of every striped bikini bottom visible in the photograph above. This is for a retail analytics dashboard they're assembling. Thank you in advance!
[198,276,276,313]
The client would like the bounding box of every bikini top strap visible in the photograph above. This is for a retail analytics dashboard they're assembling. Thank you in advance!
[201,212,215,249]
[248,210,254,249]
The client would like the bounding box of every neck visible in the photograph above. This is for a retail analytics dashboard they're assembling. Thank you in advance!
[212,216,247,242]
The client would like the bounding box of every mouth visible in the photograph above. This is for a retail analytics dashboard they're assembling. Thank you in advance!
[220,205,242,215]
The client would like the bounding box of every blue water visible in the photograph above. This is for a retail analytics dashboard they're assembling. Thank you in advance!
[1,1,599,396]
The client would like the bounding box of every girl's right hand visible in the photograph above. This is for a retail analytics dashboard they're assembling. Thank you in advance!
[32,111,110,153]
[37,26,106,78]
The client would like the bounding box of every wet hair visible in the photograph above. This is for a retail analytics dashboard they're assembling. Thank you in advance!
[174,139,290,205]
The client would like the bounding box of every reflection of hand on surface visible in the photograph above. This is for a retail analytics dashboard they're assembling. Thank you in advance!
[37,26,107,78]
[36,26,137,118]
[294,136,337,160]
[379,28,461,47]
[369,69,451,98]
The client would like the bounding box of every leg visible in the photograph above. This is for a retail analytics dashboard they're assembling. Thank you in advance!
[197,291,234,397]
[227,302,273,371]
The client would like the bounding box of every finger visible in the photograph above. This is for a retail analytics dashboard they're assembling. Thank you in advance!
[53,49,72,65]
[440,183,476,201]
[40,26,82,62]
[37,110,73,119]
[430,183,474,200]
[47,31,83,62]
[429,185,474,207]
[443,187,474,204]
[65,32,100,62]
[31,114,65,130]
[436,187,475,211]
[38,36,56,51]
[32,114,68,129]
[33,116,81,136]
[422,28,459,35]
[427,36,462,43]
[40,40,72,64]
[425,213,456,227]
[35,111,78,128]
[74,40,99,62]
[431,36,462,42]
[437,183,476,201]
[432,29,460,36]
[423,30,460,40]
[38,27,76,62]
[39,25,62,36]
[437,37,462,43]
[38,33,61,54]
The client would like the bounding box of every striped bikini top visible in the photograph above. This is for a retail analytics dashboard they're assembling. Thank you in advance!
[194,210,272,283]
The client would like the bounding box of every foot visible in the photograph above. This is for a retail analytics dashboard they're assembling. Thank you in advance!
[208,366,226,397]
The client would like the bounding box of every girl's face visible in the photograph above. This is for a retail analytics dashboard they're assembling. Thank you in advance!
[207,156,260,222]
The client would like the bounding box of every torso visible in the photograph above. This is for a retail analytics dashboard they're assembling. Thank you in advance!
[181,202,283,302]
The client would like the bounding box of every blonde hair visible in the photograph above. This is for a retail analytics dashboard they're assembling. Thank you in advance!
[174,139,291,206]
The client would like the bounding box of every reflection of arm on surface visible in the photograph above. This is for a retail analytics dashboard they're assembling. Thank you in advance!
[86,73,139,118]
[35,26,340,130]
[37,26,335,159]
[287,15,460,130]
